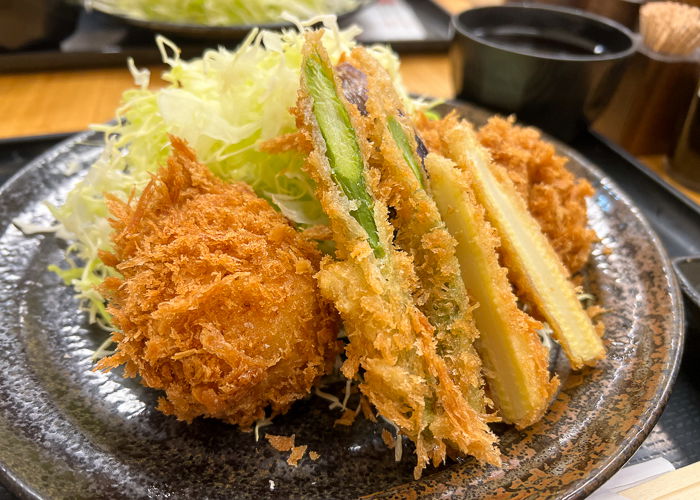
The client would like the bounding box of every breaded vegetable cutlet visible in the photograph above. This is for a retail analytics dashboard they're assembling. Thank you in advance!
[294,32,500,479]
[96,136,339,427]
[336,47,491,415]
[423,144,559,429]
[425,115,605,370]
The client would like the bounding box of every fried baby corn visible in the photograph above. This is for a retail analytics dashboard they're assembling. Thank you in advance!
[478,116,596,274]
[425,152,558,428]
[436,116,605,369]
[336,47,489,413]
[96,137,339,427]
[295,32,500,478]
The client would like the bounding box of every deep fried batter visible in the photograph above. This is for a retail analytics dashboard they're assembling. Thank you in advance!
[339,47,492,415]
[416,112,558,427]
[295,33,500,479]
[96,136,339,427]
[477,116,596,274]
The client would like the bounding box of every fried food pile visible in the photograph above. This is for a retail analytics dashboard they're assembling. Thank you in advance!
[294,33,501,477]
[96,137,339,427]
[91,27,605,480]
[285,32,604,477]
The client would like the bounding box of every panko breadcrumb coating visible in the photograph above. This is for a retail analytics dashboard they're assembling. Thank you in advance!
[477,116,596,274]
[96,136,339,427]
[295,33,500,479]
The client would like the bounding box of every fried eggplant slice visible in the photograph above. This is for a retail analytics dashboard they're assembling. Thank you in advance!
[425,151,559,428]
[434,116,605,369]
[335,47,489,413]
[295,32,500,478]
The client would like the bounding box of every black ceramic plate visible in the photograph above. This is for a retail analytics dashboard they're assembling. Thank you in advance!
[0,103,684,499]
[89,0,372,40]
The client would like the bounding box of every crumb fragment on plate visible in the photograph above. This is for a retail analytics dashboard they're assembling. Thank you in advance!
[360,396,376,422]
[265,433,310,467]
[309,451,320,461]
[381,429,395,449]
[288,445,308,466]
[586,304,608,337]
[266,433,295,452]
[335,403,361,426]
[586,305,607,320]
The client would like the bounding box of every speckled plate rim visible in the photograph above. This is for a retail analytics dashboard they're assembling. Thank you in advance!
[371,100,687,499]
[0,129,102,500]
[557,214,685,496]
[0,102,686,499]
[0,132,102,500]
[542,145,686,498]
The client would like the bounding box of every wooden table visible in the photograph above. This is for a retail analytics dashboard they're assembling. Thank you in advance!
[0,56,453,137]
[1,0,699,205]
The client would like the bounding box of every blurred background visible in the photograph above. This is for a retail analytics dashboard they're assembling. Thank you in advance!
[1,0,697,194]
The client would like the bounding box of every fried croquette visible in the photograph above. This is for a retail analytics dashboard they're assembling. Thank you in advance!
[477,116,596,274]
[265,434,311,466]
[95,136,339,427]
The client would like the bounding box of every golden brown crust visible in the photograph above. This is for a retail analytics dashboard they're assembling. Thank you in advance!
[258,131,312,155]
[433,117,605,369]
[340,48,490,414]
[266,434,295,452]
[334,404,361,426]
[287,445,307,466]
[381,429,395,449]
[295,33,500,478]
[96,136,339,428]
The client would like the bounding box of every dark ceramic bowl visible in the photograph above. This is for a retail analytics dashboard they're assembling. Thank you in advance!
[450,3,637,140]
[673,256,700,337]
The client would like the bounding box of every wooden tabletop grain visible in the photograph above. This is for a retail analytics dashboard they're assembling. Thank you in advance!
[0,56,454,138]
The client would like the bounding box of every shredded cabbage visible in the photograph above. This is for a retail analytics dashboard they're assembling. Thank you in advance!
[49,17,411,330]
[88,0,360,25]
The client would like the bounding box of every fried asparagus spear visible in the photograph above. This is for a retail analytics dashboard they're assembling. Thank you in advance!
[295,32,500,477]
[335,47,488,412]
[434,116,605,369]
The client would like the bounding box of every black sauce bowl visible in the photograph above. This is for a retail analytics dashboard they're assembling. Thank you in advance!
[451,3,637,140]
